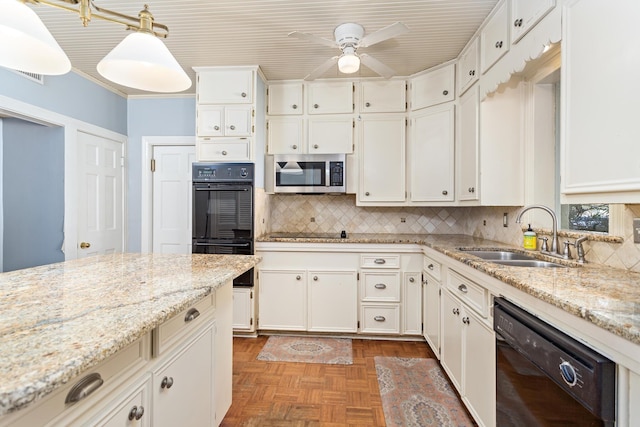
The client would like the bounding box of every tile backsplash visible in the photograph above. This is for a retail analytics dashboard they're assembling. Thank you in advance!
[264,195,640,272]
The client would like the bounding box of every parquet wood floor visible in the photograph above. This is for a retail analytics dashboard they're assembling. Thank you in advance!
[220,336,437,427]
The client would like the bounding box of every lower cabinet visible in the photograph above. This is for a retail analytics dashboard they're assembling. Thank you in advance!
[422,271,441,357]
[89,375,151,426]
[258,270,308,330]
[232,287,255,333]
[402,272,423,335]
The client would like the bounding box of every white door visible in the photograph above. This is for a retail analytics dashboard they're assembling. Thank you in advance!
[77,132,124,257]
[152,145,196,254]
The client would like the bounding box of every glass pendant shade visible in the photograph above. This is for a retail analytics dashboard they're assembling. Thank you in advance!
[0,0,71,74]
[338,52,360,74]
[97,31,191,93]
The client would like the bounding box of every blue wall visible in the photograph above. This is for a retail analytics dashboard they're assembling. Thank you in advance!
[3,118,64,271]
[127,97,195,252]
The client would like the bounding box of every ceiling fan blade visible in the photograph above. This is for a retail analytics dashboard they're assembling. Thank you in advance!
[304,56,339,81]
[288,31,337,48]
[359,54,396,78]
[359,22,409,48]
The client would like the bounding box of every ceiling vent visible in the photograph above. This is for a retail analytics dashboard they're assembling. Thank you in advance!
[12,69,44,84]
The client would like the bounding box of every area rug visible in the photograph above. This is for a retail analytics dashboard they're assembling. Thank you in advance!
[256,336,353,364]
[375,357,475,427]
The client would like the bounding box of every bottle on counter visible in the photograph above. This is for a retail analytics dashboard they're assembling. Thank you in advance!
[523,224,537,250]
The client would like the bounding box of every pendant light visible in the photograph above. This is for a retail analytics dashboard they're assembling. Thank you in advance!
[0,0,71,74]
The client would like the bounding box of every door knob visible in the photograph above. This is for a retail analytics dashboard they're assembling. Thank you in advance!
[80,242,91,249]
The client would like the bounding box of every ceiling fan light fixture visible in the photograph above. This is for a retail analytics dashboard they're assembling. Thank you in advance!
[0,0,71,75]
[338,47,360,74]
[97,31,191,93]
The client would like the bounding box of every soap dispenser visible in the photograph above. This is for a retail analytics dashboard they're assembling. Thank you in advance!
[523,224,537,250]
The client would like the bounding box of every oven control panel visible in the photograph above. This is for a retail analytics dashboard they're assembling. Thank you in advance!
[192,162,254,182]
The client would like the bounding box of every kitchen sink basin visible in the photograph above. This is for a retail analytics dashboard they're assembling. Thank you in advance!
[460,249,538,261]
[490,259,566,268]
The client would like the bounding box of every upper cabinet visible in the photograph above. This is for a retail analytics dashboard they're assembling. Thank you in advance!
[510,0,555,44]
[561,0,640,203]
[197,69,253,104]
[267,82,303,115]
[307,81,354,114]
[457,38,479,96]
[410,64,455,111]
[359,80,406,113]
[480,1,509,74]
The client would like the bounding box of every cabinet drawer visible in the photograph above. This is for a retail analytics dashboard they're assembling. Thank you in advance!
[360,254,400,269]
[423,254,442,281]
[153,293,216,356]
[361,271,401,302]
[447,270,488,317]
[197,139,250,161]
[360,304,400,334]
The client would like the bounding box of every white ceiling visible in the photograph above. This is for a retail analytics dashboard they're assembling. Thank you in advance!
[31,0,499,96]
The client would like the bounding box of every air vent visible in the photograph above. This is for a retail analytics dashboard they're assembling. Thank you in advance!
[12,70,44,84]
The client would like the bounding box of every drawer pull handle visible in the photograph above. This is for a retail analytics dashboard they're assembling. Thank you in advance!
[65,373,104,404]
[374,258,386,265]
[462,316,470,325]
[128,405,145,421]
[458,284,468,293]
[161,376,174,389]
[184,308,200,322]
[427,264,434,270]
[374,316,386,322]
[374,283,387,289]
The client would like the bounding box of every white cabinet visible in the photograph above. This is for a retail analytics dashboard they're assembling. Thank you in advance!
[267,118,304,154]
[422,253,442,358]
[267,82,303,115]
[561,0,640,203]
[196,138,251,162]
[307,117,353,153]
[480,1,509,73]
[258,270,307,331]
[358,116,406,204]
[196,68,253,104]
[409,103,455,203]
[92,379,150,427]
[457,84,479,202]
[457,38,479,96]
[307,81,353,114]
[233,287,254,333]
[359,80,406,113]
[510,0,555,44]
[410,64,455,111]
[403,272,422,336]
[197,105,253,137]
[441,290,464,390]
[308,271,358,333]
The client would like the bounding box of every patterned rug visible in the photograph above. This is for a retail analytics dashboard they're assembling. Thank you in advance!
[375,357,475,427]
[256,336,353,364]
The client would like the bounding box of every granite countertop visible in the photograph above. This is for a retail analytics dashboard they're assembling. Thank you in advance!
[258,233,640,347]
[0,253,261,416]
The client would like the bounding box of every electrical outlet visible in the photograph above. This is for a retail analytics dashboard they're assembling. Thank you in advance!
[503,213,508,227]
[483,220,487,226]
[310,217,315,223]
[634,218,640,243]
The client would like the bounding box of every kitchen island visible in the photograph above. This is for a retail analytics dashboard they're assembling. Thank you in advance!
[0,253,260,426]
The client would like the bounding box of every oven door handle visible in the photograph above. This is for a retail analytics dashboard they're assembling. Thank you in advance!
[193,242,251,248]
[194,185,250,192]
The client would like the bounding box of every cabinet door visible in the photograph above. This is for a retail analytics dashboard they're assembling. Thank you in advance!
[308,117,353,153]
[410,103,455,202]
[440,290,463,392]
[422,274,440,358]
[307,81,353,114]
[307,271,357,333]
[511,0,555,44]
[152,327,213,427]
[360,80,406,113]
[196,138,250,161]
[232,287,253,331]
[402,272,422,335]
[457,37,478,96]
[463,309,495,427]
[359,116,406,203]
[480,2,509,73]
[197,69,253,104]
[268,82,303,115]
[457,84,479,202]
[411,64,455,111]
[267,118,304,154]
[93,378,151,427]
[224,106,252,136]
[258,270,307,330]
[196,106,223,137]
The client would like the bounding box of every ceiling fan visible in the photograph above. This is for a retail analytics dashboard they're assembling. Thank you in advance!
[288,22,409,81]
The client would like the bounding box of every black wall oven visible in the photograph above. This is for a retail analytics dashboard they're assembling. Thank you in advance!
[192,162,254,287]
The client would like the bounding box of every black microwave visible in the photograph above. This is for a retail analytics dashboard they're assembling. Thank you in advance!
[272,154,346,193]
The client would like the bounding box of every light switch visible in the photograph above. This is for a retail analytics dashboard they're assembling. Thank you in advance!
[634,218,640,244]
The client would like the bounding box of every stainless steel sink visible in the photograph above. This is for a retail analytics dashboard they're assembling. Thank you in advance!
[490,259,566,268]
[460,250,538,261]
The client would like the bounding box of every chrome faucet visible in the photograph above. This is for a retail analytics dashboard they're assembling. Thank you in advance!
[515,205,561,256]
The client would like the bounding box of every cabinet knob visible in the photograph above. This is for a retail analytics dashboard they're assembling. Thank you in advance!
[428,263,434,270]
[313,276,318,281]
[468,187,475,193]
[409,277,415,283]
[495,40,504,49]
[469,70,473,76]
[313,144,319,149]
[374,316,386,322]
[514,18,523,27]
[213,125,220,131]
[221,150,227,156]
[292,144,298,150]
[241,92,247,98]
[161,376,174,389]
[80,242,91,249]
[128,405,145,421]
[292,104,298,109]
[443,90,449,96]
[458,284,468,294]
[442,190,448,195]
[365,102,371,107]
[462,316,470,325]
[365,191,370,196]
[374,283,387,289]
[313,103,319,109]
[296,275,301,280]
[184,307,200,322]
[229,125,236,130]
[452,308,460,315]
[471,70,475,76]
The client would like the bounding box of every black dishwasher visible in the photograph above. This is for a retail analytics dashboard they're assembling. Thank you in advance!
[494,297,616,426]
